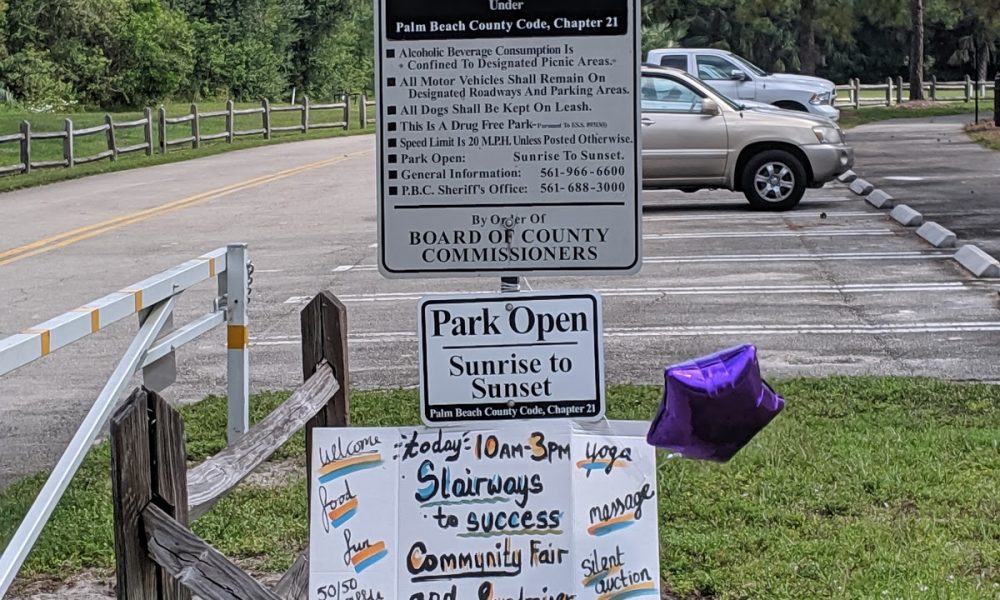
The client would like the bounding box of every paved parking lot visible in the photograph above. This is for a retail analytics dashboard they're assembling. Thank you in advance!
[1,134,998,487]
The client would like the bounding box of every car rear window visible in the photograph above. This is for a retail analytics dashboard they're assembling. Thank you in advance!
[659,55,687,70]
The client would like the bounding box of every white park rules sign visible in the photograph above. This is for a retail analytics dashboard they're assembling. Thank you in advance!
[375,0,641,277]
[418,292,604,425]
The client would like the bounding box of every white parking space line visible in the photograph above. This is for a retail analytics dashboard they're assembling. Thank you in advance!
[643,228,893,240]
[642,211,876,222]
[332,250,953,272]
[314,281,968,304]
[250,320,1000,346]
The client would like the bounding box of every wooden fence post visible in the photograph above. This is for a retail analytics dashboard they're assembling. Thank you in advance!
[20,121,30,174]
[111,387,192,600]
[359,94,367,129]
[106,115,118,161]
[150,390,191,600]
[897,76,904,104]
[965,75,972,102]
[111,388,157,599]
[301,292,350,515]
[302,96,310,134]
[226,100,235,144]
[262,99,271,140]
[853,79,861,109]
[930,75,937,101]
[144,108,154,156]
[191,104,200,149]
[63,119,74,168]
[886,77,893,106]
[158,106,167,154]
[342,94,350,131]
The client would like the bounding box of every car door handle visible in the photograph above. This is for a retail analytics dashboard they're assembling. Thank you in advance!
[641,118,655,126]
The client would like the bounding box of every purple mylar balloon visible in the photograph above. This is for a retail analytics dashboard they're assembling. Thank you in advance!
[646,344,784,462]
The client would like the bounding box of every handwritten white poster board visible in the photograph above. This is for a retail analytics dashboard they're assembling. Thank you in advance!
[309,421,659,600]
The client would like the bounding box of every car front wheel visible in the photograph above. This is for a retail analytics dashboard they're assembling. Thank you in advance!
[741,150,806,211]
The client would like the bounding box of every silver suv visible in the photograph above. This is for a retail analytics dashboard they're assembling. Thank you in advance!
[646,48,840,121]
[641,66,854,210]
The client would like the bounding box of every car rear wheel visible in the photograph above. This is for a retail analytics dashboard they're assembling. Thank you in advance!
[741,150,806,211]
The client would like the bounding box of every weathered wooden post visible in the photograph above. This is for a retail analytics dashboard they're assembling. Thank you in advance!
[930,75,937,101]
[190,104,200,149]
[19,121,31,174]
[994,72,999,125]
[853,79,861,109]
[360,93,367,129]
[144,108,154,156]
[965,75,972,102]
[158,106,167,154]
[63,119,74,168]
[110,387,191,600]
[262,99,271,140]
[300,292,350,514]
[106,115,118,161]
[342,94,350,131]
[886,77,893,106]
[897,76,904,104]
[302,96,310,134]
[226,100,235,143]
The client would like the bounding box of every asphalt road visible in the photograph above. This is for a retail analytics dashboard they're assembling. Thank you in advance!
[1,133,999,489]
[851,113,1000,257]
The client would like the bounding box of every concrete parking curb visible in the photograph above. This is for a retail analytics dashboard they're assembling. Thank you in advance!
[890,205,923,226]
[916,222,957,248]
[837,170,857,183]
[866,190,895,209]
[849,178,874,196]
[954,245,1000,278]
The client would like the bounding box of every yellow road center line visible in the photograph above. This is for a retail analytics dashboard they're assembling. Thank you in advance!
[0,151,369,268]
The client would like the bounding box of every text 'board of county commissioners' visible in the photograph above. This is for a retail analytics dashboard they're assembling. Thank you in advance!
[376,0,641,277]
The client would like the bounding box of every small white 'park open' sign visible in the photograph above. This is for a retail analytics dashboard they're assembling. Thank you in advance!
[418,291,605,425]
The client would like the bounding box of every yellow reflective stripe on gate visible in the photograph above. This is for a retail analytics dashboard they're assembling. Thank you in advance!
[227,325,249,350]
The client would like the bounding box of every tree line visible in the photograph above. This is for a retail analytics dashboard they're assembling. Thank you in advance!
[0,0,997,110]
[642,0,999,94]
[0,0,372,109]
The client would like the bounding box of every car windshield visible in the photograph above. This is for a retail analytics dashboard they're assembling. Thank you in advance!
[730,54,768,77]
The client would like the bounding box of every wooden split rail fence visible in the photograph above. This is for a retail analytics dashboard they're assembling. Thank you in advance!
[110,291,349,600]
[836,76,996,109]
[0,93,378,177]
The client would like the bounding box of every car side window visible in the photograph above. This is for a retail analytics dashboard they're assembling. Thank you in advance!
[696,55,741,81]
[659,55,688,70]
[640,76,704,114]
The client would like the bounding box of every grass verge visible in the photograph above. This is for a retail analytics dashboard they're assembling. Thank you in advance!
[0,101,373,194]
[966,121,1000,151]
[838,102,977,129]
[1,378,998,598]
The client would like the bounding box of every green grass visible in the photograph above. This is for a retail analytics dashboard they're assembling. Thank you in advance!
[2,378,999,598]
[0,99,373,194]
[967,126,1000,151]
[838,102,979,129]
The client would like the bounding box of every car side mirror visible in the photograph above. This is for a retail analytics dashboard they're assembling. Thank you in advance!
[731,70,747,81]
[701,98,721,116]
